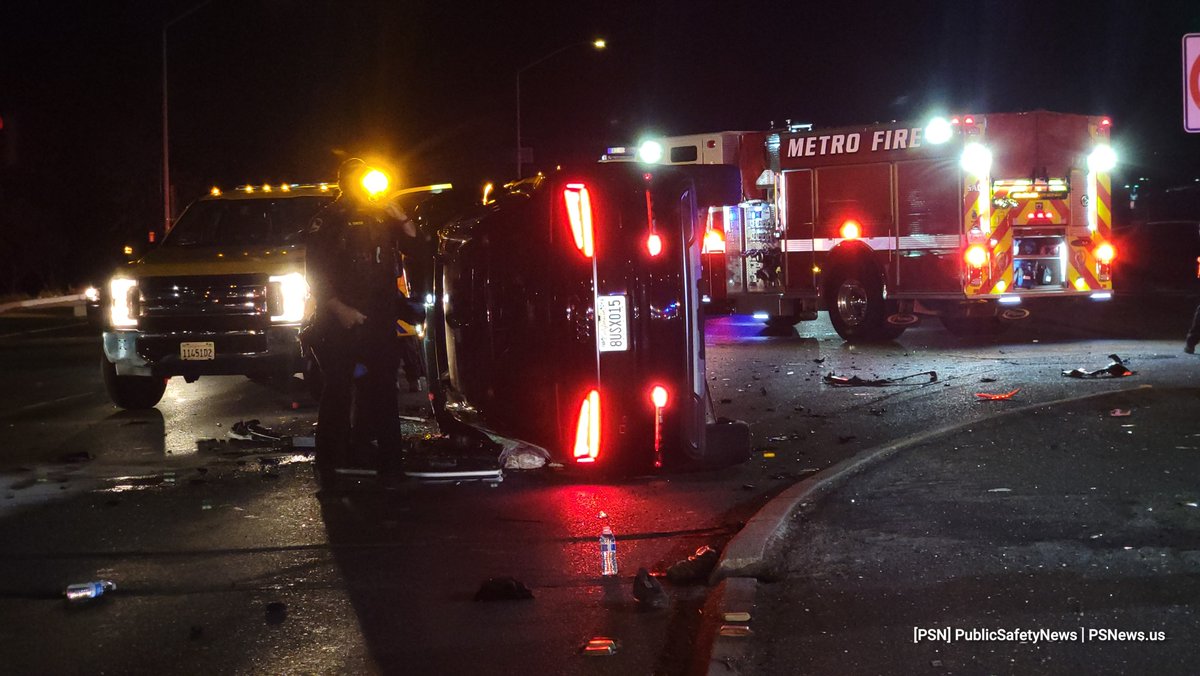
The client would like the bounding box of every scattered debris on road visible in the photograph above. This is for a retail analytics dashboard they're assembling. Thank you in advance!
[1109,409,1132,417]
[823,370,937,387]
[474,577,534,602]
[632,568,669,609]
[497,439,550,470]
[987,488,1012,493]
[65,580,115,601]
[228,419,280,442]
[264,601,287,625]
[1062,354,1135,378]
[665,545,719,584]
[975,389,1020,401]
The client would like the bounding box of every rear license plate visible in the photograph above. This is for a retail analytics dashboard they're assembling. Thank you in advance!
[180,341,215,360]
[596,295,629,353]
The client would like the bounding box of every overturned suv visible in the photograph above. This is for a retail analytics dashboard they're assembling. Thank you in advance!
[426,162,750,473]
[101,183,335,408]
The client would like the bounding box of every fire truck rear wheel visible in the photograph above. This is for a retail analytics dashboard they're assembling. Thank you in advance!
[826,267,890,342]
[101,356,167,409]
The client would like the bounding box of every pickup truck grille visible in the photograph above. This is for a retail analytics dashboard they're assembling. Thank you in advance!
[137,274,270,332]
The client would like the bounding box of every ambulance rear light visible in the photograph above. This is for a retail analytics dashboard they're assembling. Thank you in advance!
[1094,241,1116,264]
[1100,117,1112,127]
[573,389,601,463]
[563,183,595,258]
[702,228,725,253]
[646,233,663,257]
[964,245,988,268]
[839,220,862,240]
[963,116,975,125]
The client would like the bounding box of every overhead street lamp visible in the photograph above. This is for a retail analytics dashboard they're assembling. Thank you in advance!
[162,0,213,239]
[516,38,606,179]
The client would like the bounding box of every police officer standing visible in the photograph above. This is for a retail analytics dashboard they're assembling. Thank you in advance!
[306,158,418,490]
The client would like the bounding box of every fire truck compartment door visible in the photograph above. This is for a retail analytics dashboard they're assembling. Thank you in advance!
[782,169,815,292]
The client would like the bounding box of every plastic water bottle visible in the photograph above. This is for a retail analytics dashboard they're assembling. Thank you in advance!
[600,526,618,576]
[65,580,116,601]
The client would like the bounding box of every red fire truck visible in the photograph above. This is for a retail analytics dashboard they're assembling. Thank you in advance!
[638,111,1119,339]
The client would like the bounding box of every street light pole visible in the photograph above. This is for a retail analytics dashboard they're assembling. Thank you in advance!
[516,38,606,179]
[162,0,213,238]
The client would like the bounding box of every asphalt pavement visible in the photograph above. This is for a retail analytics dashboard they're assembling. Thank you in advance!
[715,375,1200,674]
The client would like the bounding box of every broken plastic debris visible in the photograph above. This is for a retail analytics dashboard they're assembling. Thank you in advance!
[264,601,287,625]
[975,389,1020,400]
[497,438,551,470]
[665,545,719,584]
[1062,354,1134,379]
[632,568,669,609]
[228,420,280,442]
[823,370,936,387]
[474,576,534,602]
[1109,409,1131,417]
[582,637,618,656]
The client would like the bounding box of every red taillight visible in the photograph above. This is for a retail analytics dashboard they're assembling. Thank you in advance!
[573,389,600,463]
[563,183,595,258]
[650,385,668,468]
[964,115,975,125]
[840,220,861,240]
[650,385,668,408]
[646,233,663,257]
[1100,117,1112,127]
[950,116,961,125]
[1094,241,1116,264]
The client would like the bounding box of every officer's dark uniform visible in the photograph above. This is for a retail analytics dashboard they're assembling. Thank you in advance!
[305,174,416,486]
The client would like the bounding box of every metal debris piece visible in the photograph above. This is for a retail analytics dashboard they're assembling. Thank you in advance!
[975,389,1020,400]
[823,370,936,387]
[1062,354,1134,378]
[474,576,534,602]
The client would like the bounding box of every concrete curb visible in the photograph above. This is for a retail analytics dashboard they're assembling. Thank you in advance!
[0,294,85,315]
[711,383,1153,582]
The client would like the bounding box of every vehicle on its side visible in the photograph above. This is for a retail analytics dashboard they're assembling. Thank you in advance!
[425,162,749,473]
[101,183,336,409]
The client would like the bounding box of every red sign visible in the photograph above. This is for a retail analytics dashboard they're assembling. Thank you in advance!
[1185,34,1200,133]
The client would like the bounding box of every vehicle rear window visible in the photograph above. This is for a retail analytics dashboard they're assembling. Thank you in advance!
[164,196,333,247]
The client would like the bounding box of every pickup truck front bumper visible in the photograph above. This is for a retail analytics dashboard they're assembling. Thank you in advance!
[102,326,303,379]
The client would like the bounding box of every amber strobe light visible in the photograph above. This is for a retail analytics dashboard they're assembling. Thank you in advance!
[574,389,600,463]
[564,183,595,258]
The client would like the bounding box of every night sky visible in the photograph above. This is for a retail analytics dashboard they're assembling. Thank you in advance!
[1,0,1198,288]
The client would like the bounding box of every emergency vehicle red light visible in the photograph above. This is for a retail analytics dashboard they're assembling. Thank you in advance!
[1100,118,1112,127]
[563,184,595,258]
[1094,242,1116,264]
[950,117,961,125]
[651,385,668,408]
[965,245,988,268]
[839,220,861,240]
[964,116,975,125]
[646,233,663,257]
[573,389,600,463]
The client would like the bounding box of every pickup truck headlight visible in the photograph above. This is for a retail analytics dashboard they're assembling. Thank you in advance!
[268,272,308,323]
[109,278,139,328]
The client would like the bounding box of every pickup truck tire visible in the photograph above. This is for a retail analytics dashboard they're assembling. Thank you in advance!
[102,356,167,409]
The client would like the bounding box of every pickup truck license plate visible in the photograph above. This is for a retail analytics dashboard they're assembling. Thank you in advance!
[596,295,629,353]
[180,341,216,360]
